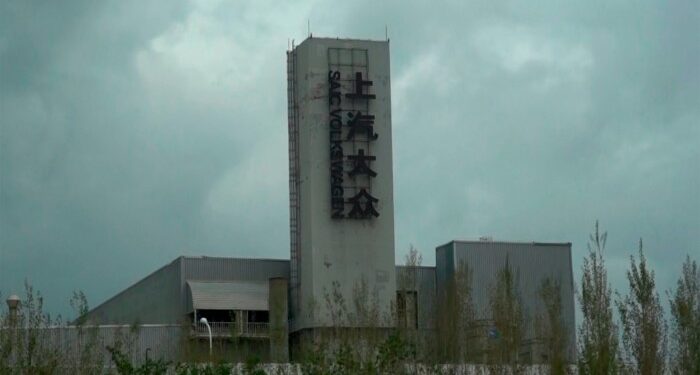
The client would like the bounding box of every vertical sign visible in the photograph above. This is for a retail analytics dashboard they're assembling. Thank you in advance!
[328,49,380,219]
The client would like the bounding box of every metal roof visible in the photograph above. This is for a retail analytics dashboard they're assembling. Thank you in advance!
[438,239,572,248]
[186,280,269,312]
[182,257,290,282]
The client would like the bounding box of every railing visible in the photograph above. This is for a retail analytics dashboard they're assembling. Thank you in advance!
[192,322,269,338]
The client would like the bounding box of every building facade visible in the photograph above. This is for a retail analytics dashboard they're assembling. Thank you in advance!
[83,240,576,363]
[81,37,576,364]
[287,37,396,335]
[436,240,577,362]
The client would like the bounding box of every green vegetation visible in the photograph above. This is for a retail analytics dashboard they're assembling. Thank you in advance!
[435,259,476,363]
[668,256,700,375]
[107,344,170,375]
[537,277,568,375]
[0,283,63,374]
[487,257,523,368]
[1,225,697,374]
[616,241,667,375]
[577,221,620,375]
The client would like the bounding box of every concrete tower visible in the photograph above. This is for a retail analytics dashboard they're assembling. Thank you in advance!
[287,37,396,337]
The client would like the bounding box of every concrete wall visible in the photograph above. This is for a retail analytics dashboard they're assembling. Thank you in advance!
[289,37,396,330]
[84,259,182,324]
[435,242,453,298]
[268,278,289,362]
[396,266,437,330]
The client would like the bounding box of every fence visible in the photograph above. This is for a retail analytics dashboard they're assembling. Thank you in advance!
[191,322,269,338]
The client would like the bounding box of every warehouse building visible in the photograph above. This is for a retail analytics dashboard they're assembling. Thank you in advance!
[84,240,575,362]
[436,240,576,362]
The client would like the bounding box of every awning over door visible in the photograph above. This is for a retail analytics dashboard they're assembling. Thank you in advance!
[187,280,269,312]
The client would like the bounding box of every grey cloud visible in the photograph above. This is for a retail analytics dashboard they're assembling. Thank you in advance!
[1,0,698,317]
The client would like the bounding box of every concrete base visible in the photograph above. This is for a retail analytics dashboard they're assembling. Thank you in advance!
[268,278,289,362]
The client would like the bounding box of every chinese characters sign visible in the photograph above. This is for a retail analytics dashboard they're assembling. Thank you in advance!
[328,48,380,220]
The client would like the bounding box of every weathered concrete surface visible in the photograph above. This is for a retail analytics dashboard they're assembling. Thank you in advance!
[268,277,289,362]
[288,37,396,332]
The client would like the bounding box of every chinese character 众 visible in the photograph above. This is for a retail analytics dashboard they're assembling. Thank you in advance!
[347,188,380,218]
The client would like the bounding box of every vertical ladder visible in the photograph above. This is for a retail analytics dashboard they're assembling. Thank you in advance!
[287,49,301,324]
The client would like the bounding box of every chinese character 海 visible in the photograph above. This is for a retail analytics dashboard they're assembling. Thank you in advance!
[346,111,378,141]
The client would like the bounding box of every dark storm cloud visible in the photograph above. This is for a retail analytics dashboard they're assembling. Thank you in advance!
[1,0,698,316]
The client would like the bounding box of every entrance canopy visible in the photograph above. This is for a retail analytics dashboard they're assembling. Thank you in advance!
[186,280,269,312]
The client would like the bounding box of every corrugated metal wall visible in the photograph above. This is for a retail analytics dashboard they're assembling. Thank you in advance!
[435,242,453,295]
[181,257,289,282]
[440,241,576,361]
[180,257,290,318]
[85,257,292,325]
[84,259,182,324]
[5,324,184,368]
[85,249,576,360]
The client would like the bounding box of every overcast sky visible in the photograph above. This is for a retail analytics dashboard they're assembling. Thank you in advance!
[1,0,698,318]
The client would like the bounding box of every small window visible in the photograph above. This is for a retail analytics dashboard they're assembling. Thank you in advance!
[196,309,236,323]
[247,310,269,323]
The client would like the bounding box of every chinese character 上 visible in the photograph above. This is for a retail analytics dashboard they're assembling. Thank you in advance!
[345,72,376,100]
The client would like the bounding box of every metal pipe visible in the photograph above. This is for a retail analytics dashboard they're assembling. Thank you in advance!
[199,317,212,357]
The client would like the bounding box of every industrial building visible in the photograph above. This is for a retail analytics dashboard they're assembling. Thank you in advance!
[84,240,575,362]
[83,36,576,363]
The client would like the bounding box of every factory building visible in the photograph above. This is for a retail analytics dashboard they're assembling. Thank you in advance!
[83,36,576,363]
[84,241,575,362]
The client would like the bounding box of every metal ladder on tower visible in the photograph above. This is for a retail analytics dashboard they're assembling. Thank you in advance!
[286,48,301,323]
